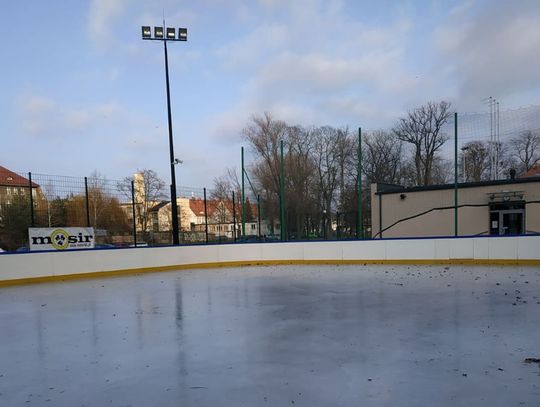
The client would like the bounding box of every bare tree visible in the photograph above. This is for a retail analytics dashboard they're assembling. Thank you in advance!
[211,174,234,226]
[430,156,453,184]
[312,126,345,237]
[460,141,490,181]
[244,113,288,234]
[393,101,452,186]
[509,130,540,174]
[87,170,107,228]
[362,130,403,184]
[284,125,317,237]
[244,112,288,195]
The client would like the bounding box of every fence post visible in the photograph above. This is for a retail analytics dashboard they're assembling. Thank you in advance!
[241,147,246,240]
[28,172,35,227]
[454,112,458,237]
[279,139,285,241]
[257,194,261,239]
[378,193,383,239]
[336,211,340,240]
[204,187,209,244]
[84,176,91,227]
[131,180,137,247]
[357,127,363,239]
[232,191,236,242]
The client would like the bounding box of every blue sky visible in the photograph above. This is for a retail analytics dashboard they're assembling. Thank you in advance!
[2,0,540,187]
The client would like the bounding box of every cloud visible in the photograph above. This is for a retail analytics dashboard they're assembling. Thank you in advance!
[435,0,540,105]
[88,0,127,45]
[209,1,414,139]
[17,93,128,139]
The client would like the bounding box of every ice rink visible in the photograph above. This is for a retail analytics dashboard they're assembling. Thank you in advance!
[1,264,540,406]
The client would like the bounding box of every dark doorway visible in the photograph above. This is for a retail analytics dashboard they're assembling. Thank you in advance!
[489,202,525,235]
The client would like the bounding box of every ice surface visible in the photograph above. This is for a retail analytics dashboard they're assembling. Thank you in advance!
[1,264,539,406]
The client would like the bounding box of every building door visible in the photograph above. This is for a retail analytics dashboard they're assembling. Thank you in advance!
[501,211,524,235]
[489,202,525,235]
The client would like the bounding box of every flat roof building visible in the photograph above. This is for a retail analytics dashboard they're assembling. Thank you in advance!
[371,177,540,238]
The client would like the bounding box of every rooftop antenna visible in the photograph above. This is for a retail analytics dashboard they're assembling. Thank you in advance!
[482,96,496,180]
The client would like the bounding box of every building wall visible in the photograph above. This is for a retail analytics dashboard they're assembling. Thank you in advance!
[371,181,540,238]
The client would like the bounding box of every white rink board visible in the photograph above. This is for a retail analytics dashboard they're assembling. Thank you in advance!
[1,235,539,283]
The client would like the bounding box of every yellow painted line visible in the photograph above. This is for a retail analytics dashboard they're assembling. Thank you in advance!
[1,258,539,287]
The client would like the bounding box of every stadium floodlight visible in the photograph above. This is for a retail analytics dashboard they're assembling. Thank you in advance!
[141,26,151,39]
[179,28,187,41]
[141,22,188,245]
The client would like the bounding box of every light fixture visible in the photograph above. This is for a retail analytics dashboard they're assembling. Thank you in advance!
[166,27,175,39]
[154,26,163,38]
[141,26,151,38]
[179,28,187,41]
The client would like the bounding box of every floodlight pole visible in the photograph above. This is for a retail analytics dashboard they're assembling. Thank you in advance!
[163,39,180,245]
[141,24,187,245]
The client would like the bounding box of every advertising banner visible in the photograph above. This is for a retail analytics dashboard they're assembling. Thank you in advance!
[29,227,95,251]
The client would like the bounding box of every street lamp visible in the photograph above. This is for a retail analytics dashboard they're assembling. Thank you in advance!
[141,23,188,245]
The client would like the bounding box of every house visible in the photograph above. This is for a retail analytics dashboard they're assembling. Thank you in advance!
[521,164,540,178]
[0,166,40,210]
[371,176,540,238]
[179,197,266,239]
[123,172,272,241]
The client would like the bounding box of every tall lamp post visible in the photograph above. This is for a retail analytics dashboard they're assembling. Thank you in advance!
[141,24,187,245]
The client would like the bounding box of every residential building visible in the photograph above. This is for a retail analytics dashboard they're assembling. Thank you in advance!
[0,166,40,211]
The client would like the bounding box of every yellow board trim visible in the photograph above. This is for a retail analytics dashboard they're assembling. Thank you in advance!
[1,258,540,287]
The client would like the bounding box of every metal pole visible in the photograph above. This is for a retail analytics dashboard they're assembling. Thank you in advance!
[232,191,236,242]
[203,187,208,244]
[496,101,500,179]
[279,139,285,241]
[28,172,35,227]
[323,211,327,240]
[489,97,493,180]
[257,194,261,239]
[163,39,180,245]
[241,147,246,240]
[357,127,363,239]
[84,176,91,227]
[378,193,382,239]
[454,112,458,237]
[131,180,137,247]
[336,212,340,240]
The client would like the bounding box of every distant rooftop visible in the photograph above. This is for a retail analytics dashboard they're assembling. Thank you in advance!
[0,166,39,188]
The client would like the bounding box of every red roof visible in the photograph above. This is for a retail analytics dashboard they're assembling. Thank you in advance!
[189,198,208,216]
[521,164,540,178]
[187,197,257,218]
[0,166,39,188]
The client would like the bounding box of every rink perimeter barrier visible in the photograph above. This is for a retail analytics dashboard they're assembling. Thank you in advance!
[1,235,539,286]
